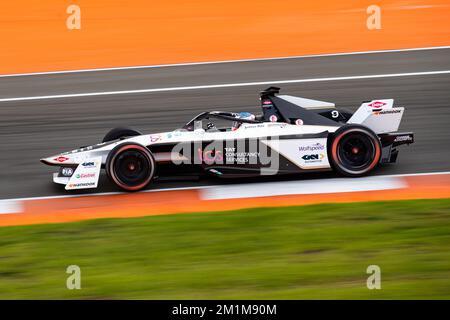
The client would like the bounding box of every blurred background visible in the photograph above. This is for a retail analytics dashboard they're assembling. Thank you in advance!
[1,0,450,73]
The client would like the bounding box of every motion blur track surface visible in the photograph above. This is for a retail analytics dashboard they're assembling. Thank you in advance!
[0,48,449,199]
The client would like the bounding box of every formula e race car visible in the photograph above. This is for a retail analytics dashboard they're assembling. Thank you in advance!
[41,87,414,191]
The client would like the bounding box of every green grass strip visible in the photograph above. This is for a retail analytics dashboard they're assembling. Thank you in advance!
[0,198,449,299]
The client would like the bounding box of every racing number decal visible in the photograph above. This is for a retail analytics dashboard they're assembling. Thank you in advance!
[331,110,340,119]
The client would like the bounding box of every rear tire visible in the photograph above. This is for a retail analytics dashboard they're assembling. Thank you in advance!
[102,127,142,143]
[329,124,381,177]
[106,143,155,191]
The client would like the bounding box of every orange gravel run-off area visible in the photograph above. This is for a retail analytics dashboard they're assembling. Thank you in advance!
[1,174,450,227]
[1,0,450,74]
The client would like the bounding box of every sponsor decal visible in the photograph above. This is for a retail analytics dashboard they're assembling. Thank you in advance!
[269,115,278,122]
[295,119,304,125]
[368,101,387,108]
[75,173,96,179]
[243,124,265,129]
[197,147,260,165]
[197,148,223,164]
[149,135,161,143]
[224,147,259,164]
[267,123,287,128]
[54,156,69,163]
[61,167,74,177]
[166,132,182,139]
[394,135,413,142]
[302,153,325,162]
[61,144,103,156]
[67,182,96,188]
[298,142,325,152]
[81,161,95,168]
[65,156,101,190]
[374,109,401,115]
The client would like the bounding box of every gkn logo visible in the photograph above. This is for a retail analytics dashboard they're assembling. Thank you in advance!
[302,154,319,161]
[302,154,325,162]
[302,153,325,163]
[82,162,95,168]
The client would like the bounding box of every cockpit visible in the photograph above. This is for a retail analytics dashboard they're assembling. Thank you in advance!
[181,111,262,132]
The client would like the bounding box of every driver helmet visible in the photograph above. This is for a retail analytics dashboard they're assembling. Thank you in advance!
[232,112,255,131]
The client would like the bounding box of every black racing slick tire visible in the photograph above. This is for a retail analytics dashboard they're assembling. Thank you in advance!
[102,127,142,143]
[329,124,381,177]
[106,143,155,191]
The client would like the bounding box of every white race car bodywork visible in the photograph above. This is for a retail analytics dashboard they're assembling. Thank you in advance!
[42,122,340,189]
[41,87,414,191]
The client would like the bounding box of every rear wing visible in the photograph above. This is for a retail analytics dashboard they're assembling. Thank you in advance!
[348,99,404,134]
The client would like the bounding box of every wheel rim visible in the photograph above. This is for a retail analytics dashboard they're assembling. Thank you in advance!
[337,132,376,171]
[110,145,154,190]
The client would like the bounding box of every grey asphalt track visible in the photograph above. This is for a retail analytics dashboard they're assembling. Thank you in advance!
[1,48,449,199]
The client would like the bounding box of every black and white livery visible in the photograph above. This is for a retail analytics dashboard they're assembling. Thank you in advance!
[41,87,414,191]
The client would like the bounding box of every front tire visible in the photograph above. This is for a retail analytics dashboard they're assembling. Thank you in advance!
[106,143,155,191]
[329,124,381,177]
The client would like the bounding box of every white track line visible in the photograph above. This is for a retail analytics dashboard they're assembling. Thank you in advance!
[0,171,448,205]
[1,70,450,103]
[0,201,23,215]
[1,45,450,78]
